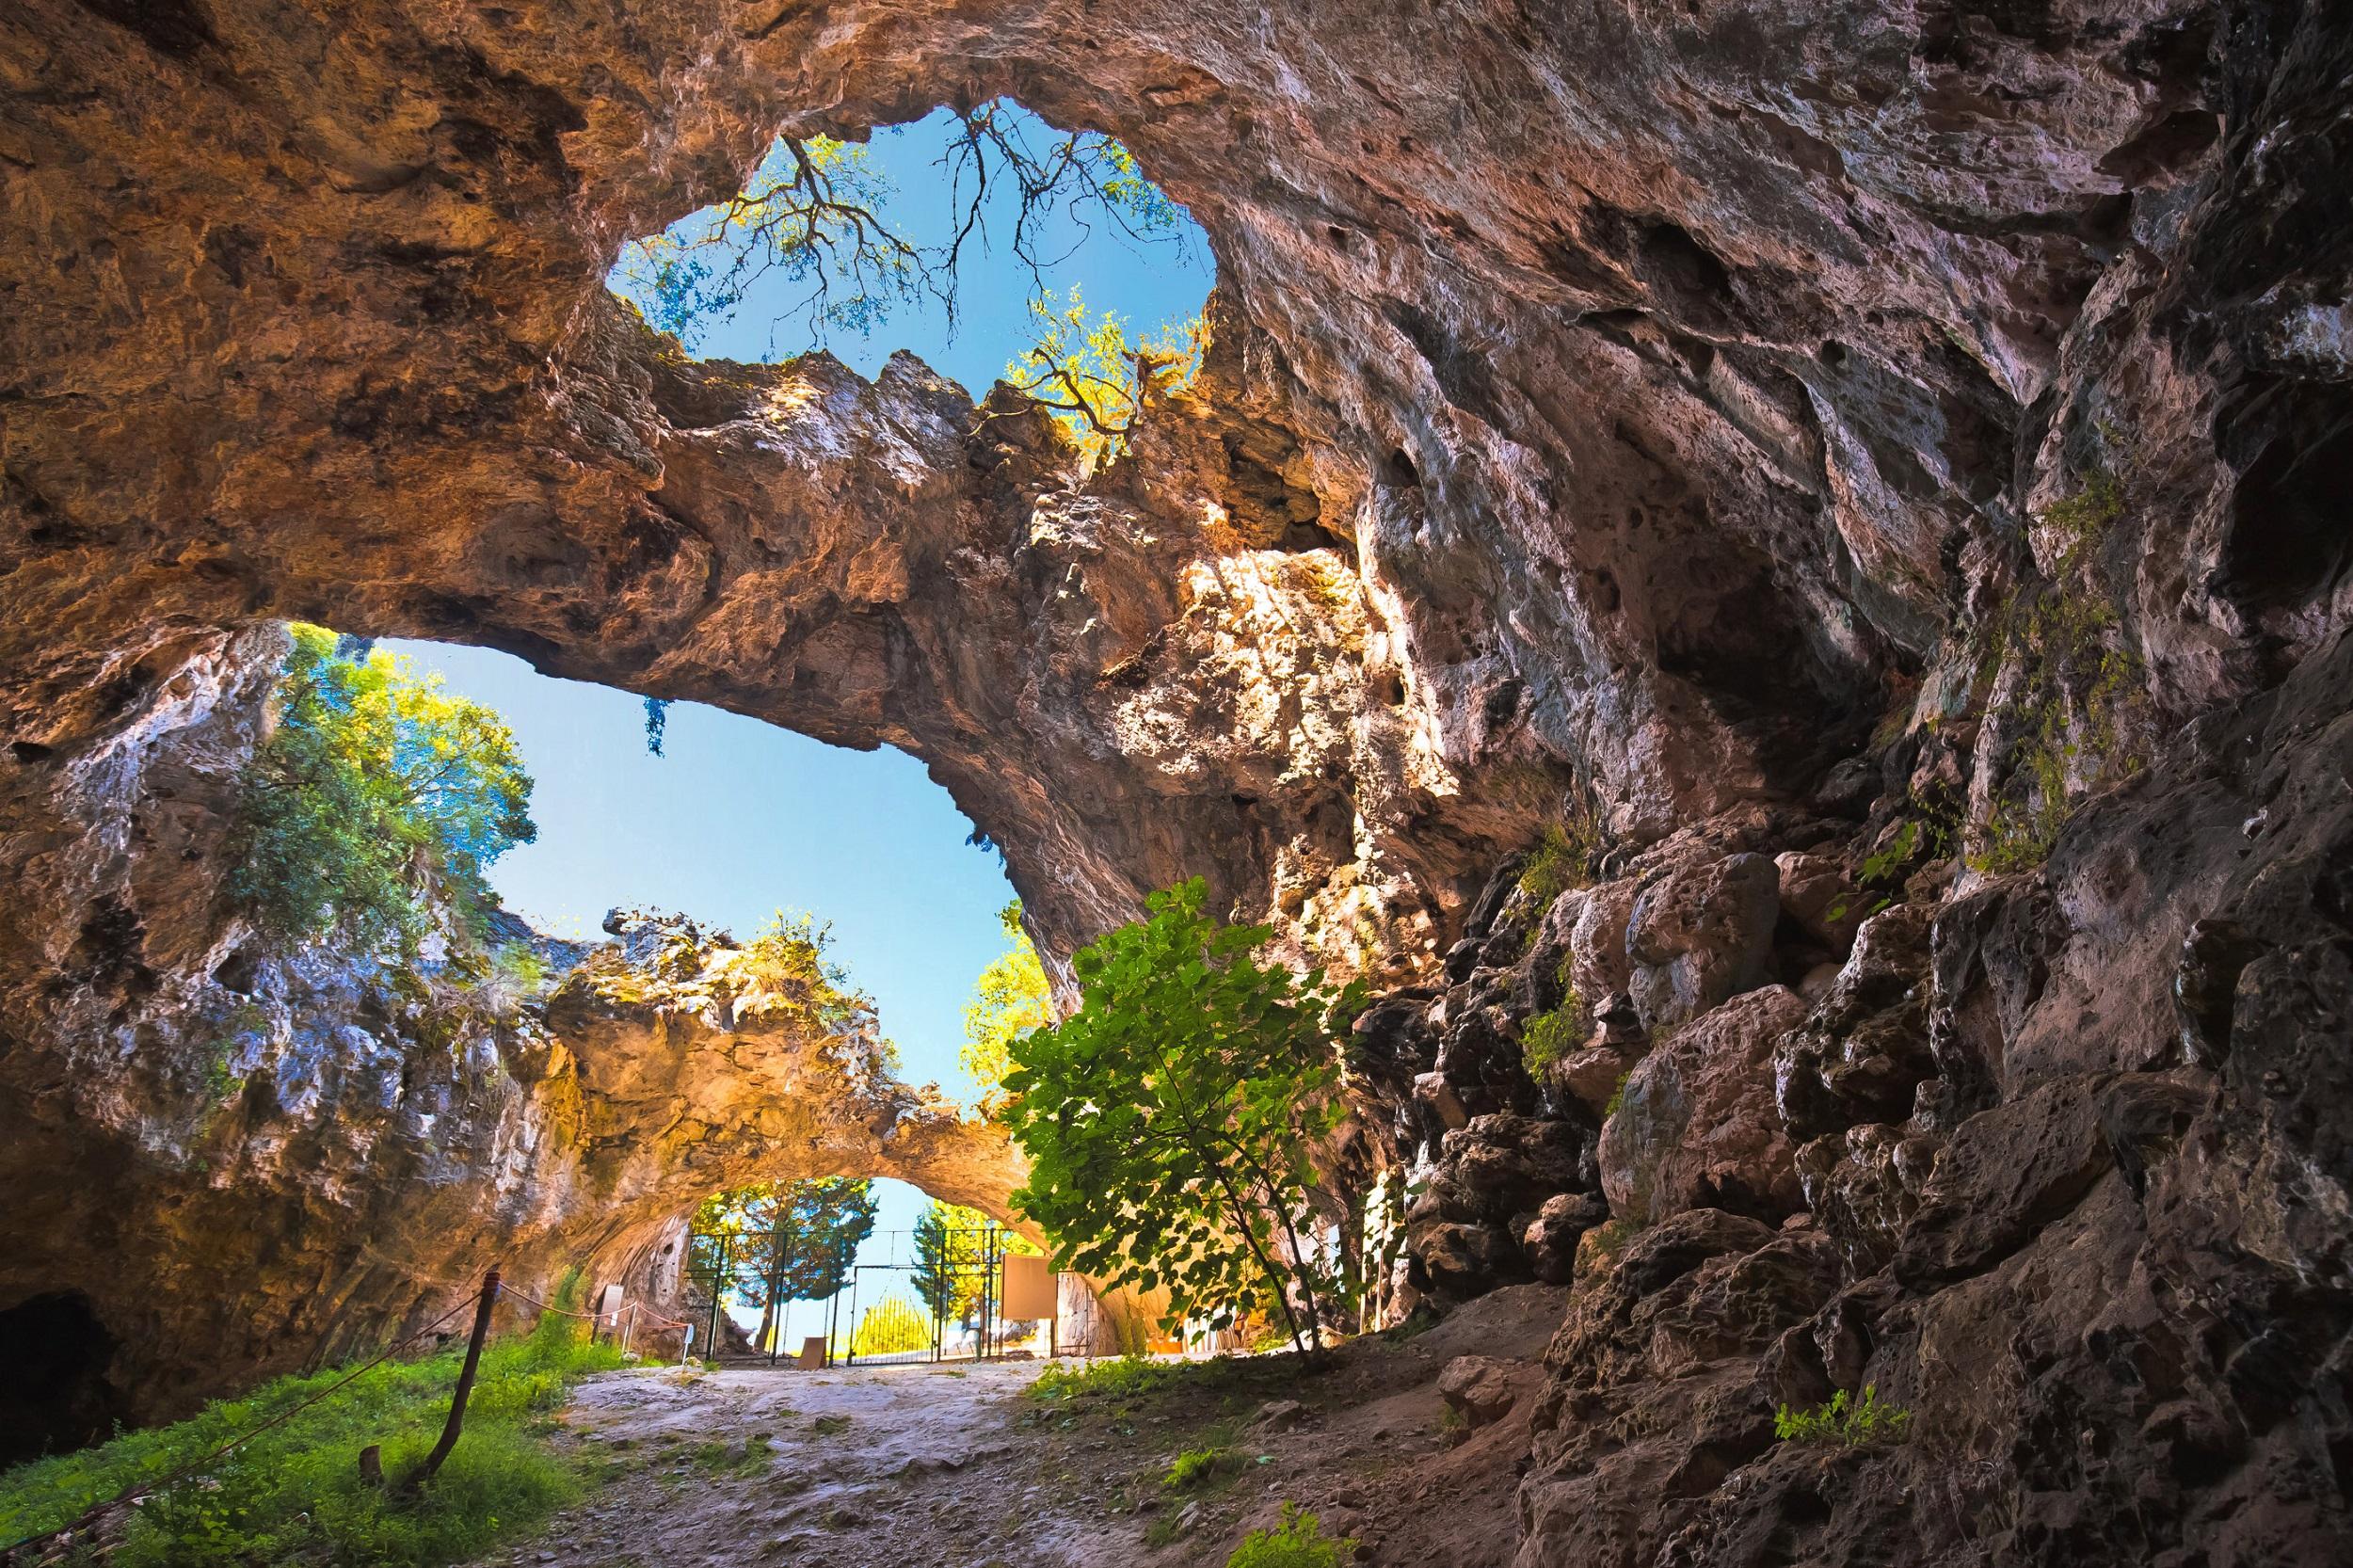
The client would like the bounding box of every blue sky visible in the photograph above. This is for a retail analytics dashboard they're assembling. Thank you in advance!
[610,104,1212,399]
[389,103,1209,1331]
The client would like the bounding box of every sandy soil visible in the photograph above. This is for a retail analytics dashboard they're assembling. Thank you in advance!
[477,1285,1566,1568]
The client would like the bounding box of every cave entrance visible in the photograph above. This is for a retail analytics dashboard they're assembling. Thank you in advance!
[0,1292,129,1467]
[679,1178,1063,1370]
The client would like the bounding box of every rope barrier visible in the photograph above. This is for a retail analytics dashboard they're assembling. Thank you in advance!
[0,1290,481,1562]
[1,1274,704,1561]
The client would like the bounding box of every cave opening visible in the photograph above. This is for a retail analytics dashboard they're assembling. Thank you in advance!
[606,100,1214,433]
[677,1176,1064,1367]
[0,1292,129,1468]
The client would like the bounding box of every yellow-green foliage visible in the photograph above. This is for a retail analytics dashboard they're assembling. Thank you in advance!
[1774,1384,1913,1448]
[1226,1505,1353,1568]
[0,1308,622,1567]
[232,625,535,953]
[1003,287,1209,465]
[960,901,1052,1112]
[1970,468,2147,873]
[1518,809,1604,904]
[1520,958,1587,1078]
[1602,1068,1633,1119]
[851,1292,935,1356]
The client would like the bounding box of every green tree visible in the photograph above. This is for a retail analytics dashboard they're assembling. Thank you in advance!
[1000,288,1208,464]
[911,1202,986,1328]
[690,1177,878,1352]
[1000,879,1366,1355]
[852,1292,936,1357]
[960,901,1052,1112]
[231,624,535,952]
[909,1201,1040,1329]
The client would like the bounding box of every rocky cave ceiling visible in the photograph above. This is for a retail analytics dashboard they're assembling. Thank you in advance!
[2,1,2350,1551]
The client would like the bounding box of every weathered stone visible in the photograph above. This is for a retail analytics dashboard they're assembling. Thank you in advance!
[1522,1193,1610,1286]
[1599,986,1811,1227]
[1624,855,1781,1031]
[1437,1354,1532,1431]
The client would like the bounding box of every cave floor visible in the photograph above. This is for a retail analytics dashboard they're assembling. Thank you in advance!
[472,1285,1564,1567]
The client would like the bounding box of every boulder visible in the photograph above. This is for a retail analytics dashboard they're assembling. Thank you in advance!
[1624,855,1781,1030]
[1438,1354,1533,1430]
[1599,985,1811,1226]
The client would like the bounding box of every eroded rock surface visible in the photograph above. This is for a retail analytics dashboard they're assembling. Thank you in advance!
[3,0,2351,1561]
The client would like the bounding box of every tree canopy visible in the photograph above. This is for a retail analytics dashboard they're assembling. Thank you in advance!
[690,1177,877,1352]
[1000,879,1365,1354]
[231,624,535,952]
[999,288,1208,464]
[959,901,1051,1112]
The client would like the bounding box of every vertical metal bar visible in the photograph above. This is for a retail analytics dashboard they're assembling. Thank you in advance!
[845,1265,861,1368]
[781,1205,809,1355]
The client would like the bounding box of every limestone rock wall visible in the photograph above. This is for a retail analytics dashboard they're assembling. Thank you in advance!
[2,0,2350,1560]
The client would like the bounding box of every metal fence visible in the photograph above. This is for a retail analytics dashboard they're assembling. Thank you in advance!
[681,1224,1050,1368]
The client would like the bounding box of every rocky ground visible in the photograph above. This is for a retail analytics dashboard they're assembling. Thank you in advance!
[484,1287,1565,1568]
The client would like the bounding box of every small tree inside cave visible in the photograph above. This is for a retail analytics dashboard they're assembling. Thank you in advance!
[1000,878,1365,1355]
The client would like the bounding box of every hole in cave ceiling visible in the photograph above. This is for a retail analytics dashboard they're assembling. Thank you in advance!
[605,101,1215,430]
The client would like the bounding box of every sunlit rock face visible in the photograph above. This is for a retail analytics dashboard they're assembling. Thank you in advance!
[2,0,2350,1557]
[0,643,1024,1439]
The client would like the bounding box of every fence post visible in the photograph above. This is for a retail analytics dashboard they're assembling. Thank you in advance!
[406,1268,500,1493]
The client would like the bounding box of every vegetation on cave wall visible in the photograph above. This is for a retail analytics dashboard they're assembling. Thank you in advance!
[230,625,536,953]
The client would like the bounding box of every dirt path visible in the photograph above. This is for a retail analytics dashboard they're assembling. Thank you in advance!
[480,1359,1144,1568]
[481,1285,1567,1568]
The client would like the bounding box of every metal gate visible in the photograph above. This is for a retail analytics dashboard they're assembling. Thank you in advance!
[681,1223,1049,1368]
[840,1226,1030,1368]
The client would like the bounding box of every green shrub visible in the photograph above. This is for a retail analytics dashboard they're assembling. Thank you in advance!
[1602,1069,1633,1119]
[1517,812,1603,904]
[1774,1384,1913,1448]
[1001,878,1365,1355]
[232,625,534,953]
[1226,1505,1352,1568]
[1163,1446,1243,1490]
[0,1309,622,1566]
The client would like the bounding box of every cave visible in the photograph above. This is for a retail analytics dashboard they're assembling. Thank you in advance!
[0,1294,128,1469]
[3,0,2351,1562]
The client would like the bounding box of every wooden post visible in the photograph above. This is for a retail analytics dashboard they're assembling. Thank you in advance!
[407,1268,500,1493]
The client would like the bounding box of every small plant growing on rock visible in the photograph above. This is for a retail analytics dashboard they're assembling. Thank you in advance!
[1774,1384,1913,1448]
[1602,1068,1633,1119]
[1965,463,2149,874]
[1164,1446,1244,1490]
[1516,807,1604,904]
[1225,1504,1353,1568]
[1519,968,1587,1079]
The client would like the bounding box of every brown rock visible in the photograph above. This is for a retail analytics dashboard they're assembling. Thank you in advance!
[1437,1354,1533,1431]
[1624,855,1781,1031]
[1599,985,1811,1226]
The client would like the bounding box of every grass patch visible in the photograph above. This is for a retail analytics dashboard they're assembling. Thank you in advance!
[0,1288,623,1566]
[1226,1504,1353,1567]
[1516,813,1603,905]
[1774,1384,1913,1448]
[808,1415,853,1437]
[1162,1445,1245,1491]
[1026,1356,1192,1405]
